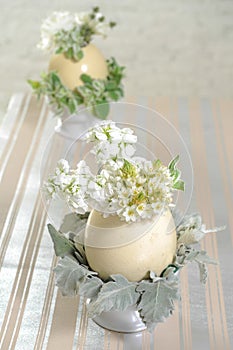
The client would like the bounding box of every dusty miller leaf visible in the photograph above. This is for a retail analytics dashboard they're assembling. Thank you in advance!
[177,229,206,245]
[161,265,180,284]
[184,249,217,265]
[149,271,163,283]
[176,214,204,244]
[176,213,225,245]
[47,224,76,258]
[54,256,96,296]
[198,262,208,284]
[60,212,89,234]
[193,250,217,265]
[79,276,103,299]
[87,274,139,318]
[175,245,216,283]
[74,250,87,265]
[59,213,89,264]
[137,279,179,332]
[175,244,217,266]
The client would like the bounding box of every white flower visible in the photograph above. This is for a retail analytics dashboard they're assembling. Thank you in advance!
[85,121,137,164]
[95,131,108,141]
[121,144,136,158]
[70,195,88,214]
[122,205,138,222]
[38,11,75,52]
[55,159,70,175]
[108,129,123,143]
[136,203,153,219]
[74,12,89,26]
[122,129,137,143]
[92,13,109,37]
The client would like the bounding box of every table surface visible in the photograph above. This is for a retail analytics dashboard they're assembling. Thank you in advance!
[0,94,233,350]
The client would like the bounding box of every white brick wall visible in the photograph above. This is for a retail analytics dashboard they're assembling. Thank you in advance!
[0,0,233,116]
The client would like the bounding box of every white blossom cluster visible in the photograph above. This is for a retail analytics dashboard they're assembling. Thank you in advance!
[85,121,137,163]
[38,10,110,53]
[44,121,182,222]
[44,159,88,214]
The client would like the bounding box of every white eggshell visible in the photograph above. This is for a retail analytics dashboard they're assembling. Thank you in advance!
[84,209,177,282]
[48,44,108,90]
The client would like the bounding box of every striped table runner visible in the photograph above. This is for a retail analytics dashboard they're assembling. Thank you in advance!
[0,94,232,350]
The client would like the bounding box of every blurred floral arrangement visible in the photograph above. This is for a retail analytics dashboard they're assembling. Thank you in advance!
[37,7,116,60]
[44,121,224,331]
[28,7,125,119]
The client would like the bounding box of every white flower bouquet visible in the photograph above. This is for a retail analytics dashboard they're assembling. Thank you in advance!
[44,121,184,221]
[44,121,223,332]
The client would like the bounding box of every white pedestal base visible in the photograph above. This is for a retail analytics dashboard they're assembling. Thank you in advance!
[55,112,99,141]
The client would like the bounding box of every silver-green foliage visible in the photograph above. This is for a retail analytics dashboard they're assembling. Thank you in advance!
[137,278,179,331]
[47,212,223,331]
[88,275,139,318]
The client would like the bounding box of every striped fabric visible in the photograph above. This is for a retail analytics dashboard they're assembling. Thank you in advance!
[0,94,232,350]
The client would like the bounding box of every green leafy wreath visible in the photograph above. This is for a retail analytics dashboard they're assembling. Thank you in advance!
[28,57,125,120]
[48,211,223,332]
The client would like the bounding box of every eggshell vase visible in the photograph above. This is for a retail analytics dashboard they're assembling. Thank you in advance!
[84,209,177,282]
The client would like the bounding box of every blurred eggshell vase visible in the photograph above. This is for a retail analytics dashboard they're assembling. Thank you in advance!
[50,44,107,140]
[48,44,108,90]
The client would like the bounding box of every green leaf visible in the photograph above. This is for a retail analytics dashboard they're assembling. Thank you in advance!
[47,224,76,258]
[28,55,125,117]
[54,256,95,296]
[27,79,41,90]
[50,72,61,85]
[109,21,117,28]
[107,91,119,101]
[76,49,84,61]
[137,279,179,331]
[65,47,74,60]
[87,274,139,318]
[173,180,185,191]
[168,155,185,191]
[105,81,117,91]
[67,101,76,114]
[168,155,179,172]
[55,47,63,55]
[80,73,93,84]
[93,102,109,120]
